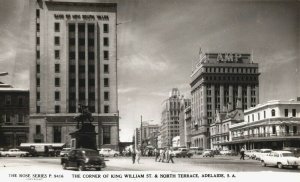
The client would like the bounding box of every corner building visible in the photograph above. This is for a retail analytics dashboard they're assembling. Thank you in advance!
[29,0,118,149]
[190,52,259,149]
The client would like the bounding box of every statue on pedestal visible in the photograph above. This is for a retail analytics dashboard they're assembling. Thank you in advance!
[70,105,97,150]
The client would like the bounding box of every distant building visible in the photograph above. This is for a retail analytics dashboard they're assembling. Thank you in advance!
[227,100,300,152]
[160,88,189,147]
[141,121,159,147]
[0,82,29,148]
[29,0,119,149]
[190,51,259,149]
[184,106,192,148]
[179,98,191,147]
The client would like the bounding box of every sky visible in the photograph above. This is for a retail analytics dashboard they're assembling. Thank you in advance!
[0,0,299,142]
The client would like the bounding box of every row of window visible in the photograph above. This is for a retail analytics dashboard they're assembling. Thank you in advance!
[36,105,110,114]
[0,114,25,123]
[204,75,258,82]
[36,77,110,87]
[3,96,25,106]
[36,91,110,101]
[248,109,297,122]
[203,67,258,74]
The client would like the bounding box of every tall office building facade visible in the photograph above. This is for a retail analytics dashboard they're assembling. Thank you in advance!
[160,88,189,147]
[29,0,119,149]
[190,52,259,149]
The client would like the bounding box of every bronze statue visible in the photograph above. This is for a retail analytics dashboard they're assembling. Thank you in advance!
[74,104,94,129]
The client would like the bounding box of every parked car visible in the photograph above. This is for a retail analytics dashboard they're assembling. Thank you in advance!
[202,149,214,157]
[188,147,203,156]
[59,148,71,157]
[98,148,119,157]
[247,149,260,159]
[172,148,192,158]
[282,147,300,158]
[61,148,106,171]
[220,150,234,156]
[0,148,29,157]
[261,151,300,169]
[255,149,273,160]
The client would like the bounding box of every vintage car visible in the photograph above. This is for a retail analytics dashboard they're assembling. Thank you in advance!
[98,148,119,157]
[202,149,214,157]
[255,149,273,160]
[61,148,106,171]
[59,148,71,157]
[187,147,203,156]
[0,148,29,157]
[260,151,300,169]
[171,148,192,158]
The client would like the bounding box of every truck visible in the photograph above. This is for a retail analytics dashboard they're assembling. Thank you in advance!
[19,143,66,157]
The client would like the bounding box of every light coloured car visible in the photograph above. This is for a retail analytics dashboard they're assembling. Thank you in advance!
[99,148,119,157]
[0,149,29,157]
[255,149,273,160]
[202,149,214,157]
[220,150,234,156]
[59,148,71,157]
[261,151,300,169]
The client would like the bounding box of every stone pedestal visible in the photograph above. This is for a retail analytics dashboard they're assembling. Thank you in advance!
[70,123,97,150]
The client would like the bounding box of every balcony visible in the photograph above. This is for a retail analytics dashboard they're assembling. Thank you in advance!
[232,132,300,141]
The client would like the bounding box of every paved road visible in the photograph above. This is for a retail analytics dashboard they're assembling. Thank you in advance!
[0,156,299,172]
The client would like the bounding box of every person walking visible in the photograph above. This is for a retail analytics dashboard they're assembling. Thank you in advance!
[158,148,164,162]
[136,148,141,164]
[154,148,159,162]
[167,148,174,163]
[240,147,245,160]
[132,149,136,164]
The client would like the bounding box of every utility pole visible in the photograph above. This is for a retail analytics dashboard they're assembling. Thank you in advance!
[140,115,142,149]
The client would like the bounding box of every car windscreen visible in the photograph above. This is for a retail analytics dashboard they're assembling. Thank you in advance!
[282,153,295,157]
[83,150,99,156]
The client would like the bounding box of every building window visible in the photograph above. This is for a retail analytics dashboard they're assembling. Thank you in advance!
[55,91,60,101]
[36,37,40,45]
[292,109,296,117]
[5,114,10,123]
[257,113,260,120]
[36,9,40,18]
[55,23,60,32]
[103,126,111,144]
[18,97,24,106]
[55,77,60,87]
[37,64,40,73]
[18,114,24,123]
[271,109,275,117]
[104,105,109,113]
[103,24,109,33]
[104,78,109,87]
[103,37,109,46]
[104,50,109,60]
[55,105,60,113]
[104,92,109,101]
[55,64,60,73]
[53,126,62,143]
[104,64,109,73]
[55,50,60,59]
[55,36,60,45]
[284,109,288,117]
[264,111,266,119]
[36,23,40,32]
[5,95,11,105]
[36,106,40,113]
[37,50,40,59]
[36,125,41,134]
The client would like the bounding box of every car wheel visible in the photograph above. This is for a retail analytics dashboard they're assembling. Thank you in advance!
[261,161,266,167]
[62,162,68,170]
[20,154,24,157]
[292,166,298,169]
[6,154,9,157]
[96,167,101,171]
[114,154,118,157]
[277,163,283,169]
[78,164,85,171]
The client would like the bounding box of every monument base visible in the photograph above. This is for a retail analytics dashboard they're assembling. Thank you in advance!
[70,123,97,150]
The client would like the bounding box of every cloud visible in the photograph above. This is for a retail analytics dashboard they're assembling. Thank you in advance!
[118,87,140,94]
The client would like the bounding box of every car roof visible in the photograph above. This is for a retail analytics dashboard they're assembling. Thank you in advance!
[272,151,292,153]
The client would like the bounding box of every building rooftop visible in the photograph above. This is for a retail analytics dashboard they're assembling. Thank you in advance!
[245,99,300,113]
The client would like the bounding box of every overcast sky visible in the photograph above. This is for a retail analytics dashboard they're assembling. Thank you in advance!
[0,0,299,142]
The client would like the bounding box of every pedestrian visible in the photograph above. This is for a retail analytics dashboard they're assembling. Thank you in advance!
[240,147,245,160]
[167,148,174,163]
[158,148,164,162]
[165,148,170,162]
[132,150,136,164]
[136,148,141,164]
[154,148,159,162]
